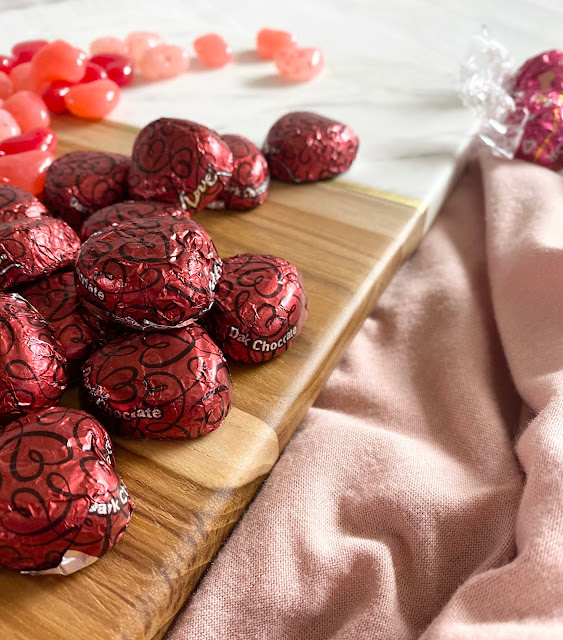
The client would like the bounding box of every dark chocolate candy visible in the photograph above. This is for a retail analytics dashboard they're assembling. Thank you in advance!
[263,111,359,183]
[81,324,232,439]
[202,253,308,363]
[0,407,133,575]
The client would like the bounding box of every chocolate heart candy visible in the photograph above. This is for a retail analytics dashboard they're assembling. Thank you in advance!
[0,184,47,223]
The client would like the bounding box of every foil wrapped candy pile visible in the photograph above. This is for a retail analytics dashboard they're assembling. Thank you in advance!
[460,29,563,171]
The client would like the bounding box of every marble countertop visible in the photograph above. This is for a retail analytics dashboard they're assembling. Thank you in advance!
[3,0,563,228]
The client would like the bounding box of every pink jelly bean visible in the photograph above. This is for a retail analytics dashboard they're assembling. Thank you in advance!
[139,44,189,81]
[90,54,134,87]
[64,79,120,119]
[0,127,57,155]
[193,33,233,68]
[256,28,297,59]
[81,62,108,83]
[10,62,36,92]
[0,72,13,100]
[0,149,54,194]
[0,109,21,142]
[125,31,163,64]
[31,40,87,87]
[12,40,49,65]
[3,91,50,132]
[41,80,72,114]
[90,36,128,57]
[274,46,324,81]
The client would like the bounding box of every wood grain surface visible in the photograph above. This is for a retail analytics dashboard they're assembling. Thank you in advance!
[0,116,427,640]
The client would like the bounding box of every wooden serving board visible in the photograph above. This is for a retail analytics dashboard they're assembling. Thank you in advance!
[0,117,427,640]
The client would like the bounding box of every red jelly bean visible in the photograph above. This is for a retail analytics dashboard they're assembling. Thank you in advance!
[0,72,13,100]
[81,62,108,83]
[0,56,16,75]
[3,91,50,132]
[256,28,297,59]
[31,40,86,87]
[0,127,57,155]
[90,54,134,87]
[9,63,35,92]
[64,79,120,119]
[0,150,54,195]
[41,80,72,114]
[11,40,49,65]
[193,33,233,68]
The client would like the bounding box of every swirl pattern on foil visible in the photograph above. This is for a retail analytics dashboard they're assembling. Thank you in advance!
[75,216,221,331]
[0,293,67,425]
[0,407,133,573]
[209,134,270,211]
[0,216,81,290]
[81,324,232,439]
[202,253,308,363]
[128,118,233,213]
[43,151,131,231]
[80,199,190,241]
[263,111,359,183]
[0,185,47,223]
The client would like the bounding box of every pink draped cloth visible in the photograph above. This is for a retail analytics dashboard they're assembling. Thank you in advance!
[168,155,563,639]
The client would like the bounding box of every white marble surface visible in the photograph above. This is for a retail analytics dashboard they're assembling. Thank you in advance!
[2,0,563,228]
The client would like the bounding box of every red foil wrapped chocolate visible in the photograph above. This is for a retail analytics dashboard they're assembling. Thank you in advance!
[263,111,359,183]
[81,325,232,439]
[80,199,189,241]
[0,216,80,290]
[21,271,98,378]
[0,407,134,575]
[512,50,563,94]
[514,91,563,170]
[43,151,130,231]
[0,293,67,425]
[0,184,47,223]
[75,216,221,331]
[128,118,233,213]
[202,253,308,363]
[209,135,270,211]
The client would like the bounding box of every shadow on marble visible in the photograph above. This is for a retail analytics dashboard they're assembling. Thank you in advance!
[233,49,264,65]
[245,74,306,89]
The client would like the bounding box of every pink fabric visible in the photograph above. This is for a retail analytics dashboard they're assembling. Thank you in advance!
[168,155,563,640]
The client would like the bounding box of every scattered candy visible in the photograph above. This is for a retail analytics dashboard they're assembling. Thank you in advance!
[3,91,50,132]
[0,72,13,100]
[0,295,66,425]
[41,80,72,114]
[0,108,20,142]
[0,149,53,194]
[90,54,134,87]
[203,254,308,363]
[0,184,47,222]
[75,216,222,330]
[256,28,297,59]
[139,44,189,81]
[210,134,270,210]
[125,31,163,64]
[80,61,108,83]
[64,78,120,119]
[193,34,233,68]
[31,40,86,87]
[11,39,49,65]
[81,324,232,439]
[0,407,134,575]
[80,199,189,240]
[43,150,130,231]
[0,56,16,76]
[9,62,35,92]
[21,271,99,378]
[128,118,233,212]
[0,127,57,155]
[90,36,128,57]
[0,216,80,290]
[264,111,359,182]
[274,46,324,82]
